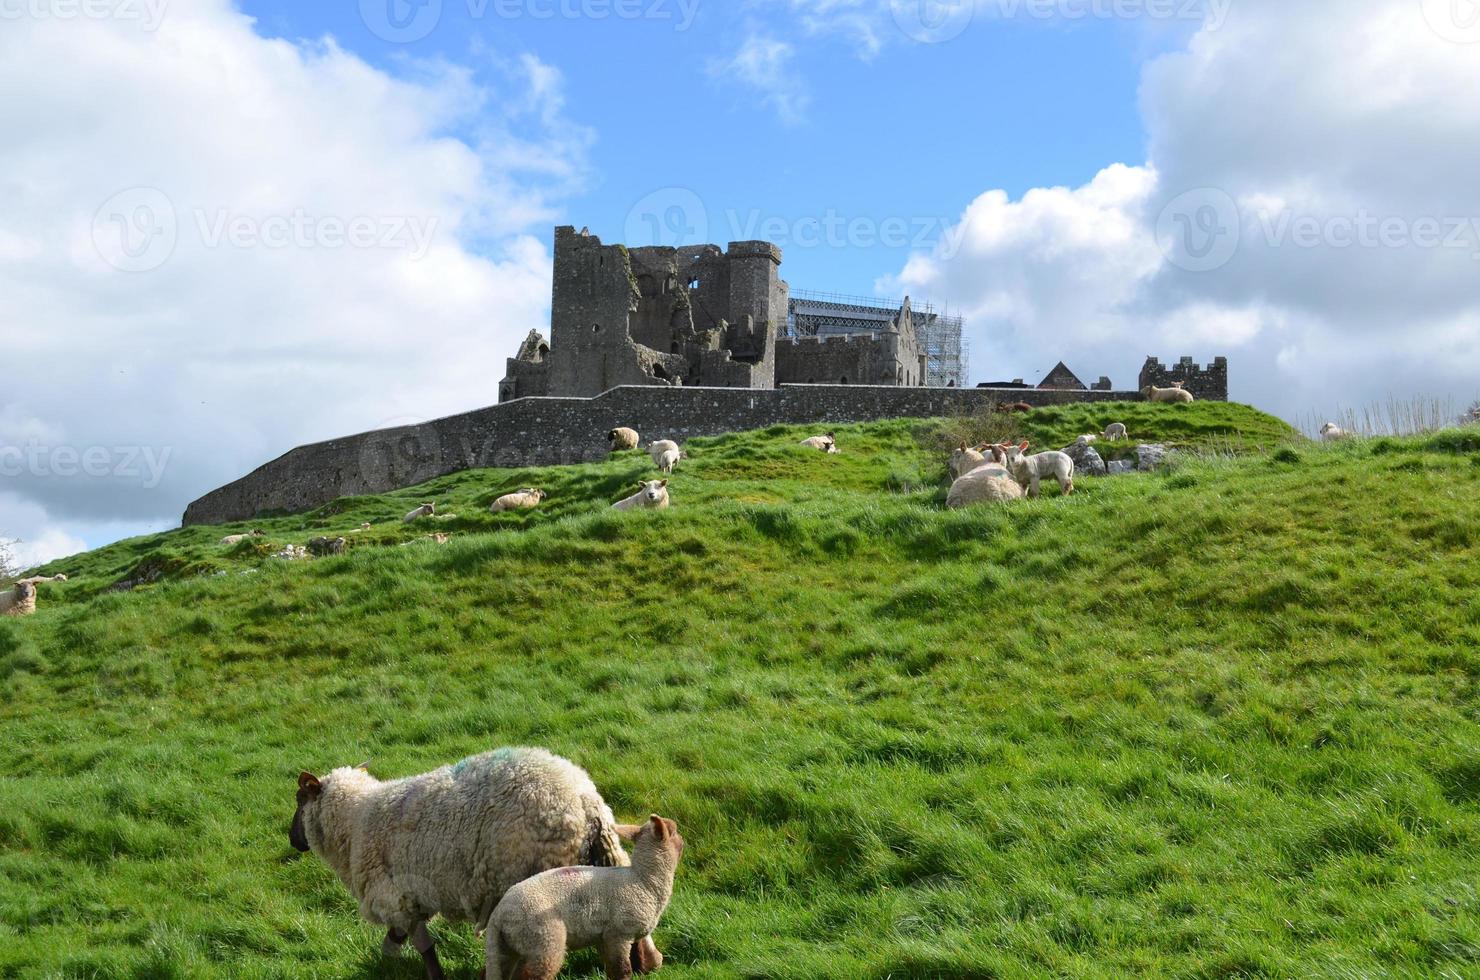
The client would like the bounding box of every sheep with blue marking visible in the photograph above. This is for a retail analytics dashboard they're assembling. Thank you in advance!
[289,747,660,980]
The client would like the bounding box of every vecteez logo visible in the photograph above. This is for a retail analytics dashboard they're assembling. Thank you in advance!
[360,0,443,42]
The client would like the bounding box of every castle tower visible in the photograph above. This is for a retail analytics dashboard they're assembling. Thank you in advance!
[547,226,642,397]
[723,240,787,388]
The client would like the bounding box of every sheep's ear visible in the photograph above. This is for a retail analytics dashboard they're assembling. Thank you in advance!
[615,823,643,842]
[957,442,967,451]
[658,480,668,488]
[298,771,321,792]
[650,814,668,841]
[1018,441,1030,451]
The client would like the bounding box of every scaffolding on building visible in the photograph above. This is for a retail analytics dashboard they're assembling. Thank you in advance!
[786,290,967,388]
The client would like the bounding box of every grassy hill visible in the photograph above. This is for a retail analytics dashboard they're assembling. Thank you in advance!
[3,403,1479,978]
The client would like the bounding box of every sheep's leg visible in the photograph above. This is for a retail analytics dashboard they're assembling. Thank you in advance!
[600,934,635,980]
[1029,474,1041,499]
[632,935,664,974]
[383,928,407,957]
[410,922,446,980]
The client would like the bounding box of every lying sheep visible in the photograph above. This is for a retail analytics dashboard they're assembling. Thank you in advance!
[948,442,991,479]
[308,536,347,557]
[996,401,1033,414]
[220,530,264,546]
[946,463,1024,508]
[1320,422,1350,441]
[1103,423,1129,441]
[800,433,838,454]
[1074,434,1099,447]
[613,480,670,511]
[290,748,657,980]
[16,573,67,585]
[0,581,37,617]
[1142,385,1195,404]
[487,814,682,980]
[1001,441,1075,498]
[609,427,640,452]
[491,488,547,513]
[403,502,436,523]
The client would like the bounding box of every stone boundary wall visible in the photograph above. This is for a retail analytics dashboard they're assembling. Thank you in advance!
[182,384,1142,525]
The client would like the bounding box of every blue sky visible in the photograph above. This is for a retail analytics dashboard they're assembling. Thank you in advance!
[240,0,1159,298]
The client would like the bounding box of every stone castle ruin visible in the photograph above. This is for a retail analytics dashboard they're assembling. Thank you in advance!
[182,224,1230,525]
[499,226,929,401]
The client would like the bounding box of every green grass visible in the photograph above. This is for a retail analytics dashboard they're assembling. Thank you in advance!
[3,403,1479,978]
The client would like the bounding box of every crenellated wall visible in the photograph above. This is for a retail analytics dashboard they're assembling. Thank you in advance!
[182,383,1143,525]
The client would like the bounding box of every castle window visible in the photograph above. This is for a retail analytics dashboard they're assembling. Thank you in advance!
[840,375,849,385]
[592,323,602,333]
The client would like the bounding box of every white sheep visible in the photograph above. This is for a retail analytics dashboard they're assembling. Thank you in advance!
[800,433,838,454]
[646,439,682,468]
[0,581,37,617]
[655,448,681,474]
[491,488,547,513]
[1001,441,1075,498]
[220,530,264,545]
[608,427,640,451]
[948,442,991,480]
[403,502,436,523]
[613,480,670,511]
[1142,384,1196,404]
[486,815,682,980]
[290,748,654,980]
[1074,434,1099,447]
[16,573,67,585]
[1102,423,1129,441]
[1320,422,1350,441]
[946,463,1024,508]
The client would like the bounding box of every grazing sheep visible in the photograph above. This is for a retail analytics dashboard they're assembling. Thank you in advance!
[1320,422,1350,441]
[1142,385,1195,404]
[948,442,991,479]
[655,447,681,474]
[220,530,264,546]
[946,463,1024,508]
[608,428,640,452]
[308,536,347,557]
[1102,423,1129,441]
[290,748,656,980]
[0,581,37,618]
[646,440,681,467]
[487,814,683,980]
[403,502,436,523]
[1001,441,1075,498]
[613,480,670,512]
[800,433,838,454]
[491,488,547,513]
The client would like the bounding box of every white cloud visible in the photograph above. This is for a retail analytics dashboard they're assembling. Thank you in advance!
[711,31,812,125]
[0,1,589,555]
[887,0,1480,419]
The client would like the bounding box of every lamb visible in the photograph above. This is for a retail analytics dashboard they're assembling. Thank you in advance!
[1102,423,1129,441]
[800,433,838,454]
[290,747,659,980]
[1074,434,1098,446]
[16,573,67,585]
[403,502,436,523]
[1142,384,1196,404]
[1320,422,1350,441]
[0,581,37,617]
[646,440,682,469]
[946,463,1024,508]
[486,814,683,980]
[655,447,681,474]
[613,480,670,511]
[608,427,640,452]
[1000,441,1075,498]
[491,488,547,513]
[220,530,264,545]
[948,442,991,479]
